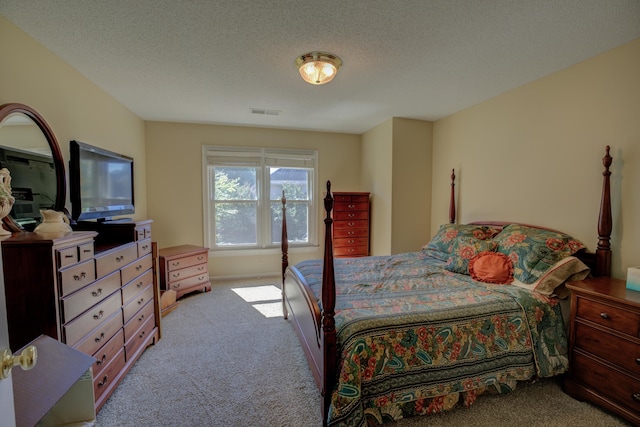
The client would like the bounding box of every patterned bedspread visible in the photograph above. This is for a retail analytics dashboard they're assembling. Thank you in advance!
[294,251,568,426]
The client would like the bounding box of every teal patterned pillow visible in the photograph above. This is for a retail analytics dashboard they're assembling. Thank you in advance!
[423,224,500,261]
[494,224,586,284]
[444,237,498,274]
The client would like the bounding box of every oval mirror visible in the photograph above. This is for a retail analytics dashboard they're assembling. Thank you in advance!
[0,103,66,233]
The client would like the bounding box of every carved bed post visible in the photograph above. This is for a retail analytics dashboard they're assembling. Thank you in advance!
[595,146,612,277]
[449,169,456,224]
[321,181,337,426]
[281,191,289,319]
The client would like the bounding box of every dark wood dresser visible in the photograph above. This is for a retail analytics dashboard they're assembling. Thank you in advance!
[564,276,640,425]
[159,244,211,300]
[332,192,370,258]
[1,219,161,413]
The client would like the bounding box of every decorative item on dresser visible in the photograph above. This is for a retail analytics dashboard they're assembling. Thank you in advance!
[564,277,640,425]
[331,192,370,257]
[2,219,161,413]
[159,244,211,310]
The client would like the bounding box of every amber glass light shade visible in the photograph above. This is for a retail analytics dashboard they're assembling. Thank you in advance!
[295,52,342,85]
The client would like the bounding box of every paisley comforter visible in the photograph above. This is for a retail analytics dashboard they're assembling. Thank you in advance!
[294,251,568,426]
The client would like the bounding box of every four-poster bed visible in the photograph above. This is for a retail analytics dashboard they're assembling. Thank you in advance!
[280,147,613,426]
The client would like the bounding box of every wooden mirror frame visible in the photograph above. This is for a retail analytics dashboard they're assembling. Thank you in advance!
[0,103,66,233]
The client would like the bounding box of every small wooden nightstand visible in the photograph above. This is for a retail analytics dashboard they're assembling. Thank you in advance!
[159,245,211,303]
[564,276,640,425]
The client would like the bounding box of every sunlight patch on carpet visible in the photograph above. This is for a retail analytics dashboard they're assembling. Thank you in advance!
[232,285,283,318]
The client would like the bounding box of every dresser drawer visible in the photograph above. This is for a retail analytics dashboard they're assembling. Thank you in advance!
[333,237,369,249]
[136,224,152,241]
[137,238,152,257]
[333,227,368,239]
[123,284,154,324]
[123,300,154,342]
[64,291,122,346]
[78,242,95,261]
[166,263,208,284]
[124,315,155,361]
[121,253,153,285]
[333,219,368,230]
[572,350,640,415]
[334,194,369,203]
[59,260,97,296]
[334,201,369,212]
[122,269,153,304]
[334,246,369,257]
[166,252,208,271]
[575,295,640,338]
[61,271,121,322]
[94,347,126,402]
[57,246,79,269]
[93,328,125,379]
[73,308,123,358]
[95,243,138,278]
[333,210,369,221]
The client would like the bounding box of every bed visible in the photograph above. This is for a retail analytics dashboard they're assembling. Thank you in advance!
[280,147,613,427]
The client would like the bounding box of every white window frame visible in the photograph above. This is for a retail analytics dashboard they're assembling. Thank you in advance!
[202,146,318,253]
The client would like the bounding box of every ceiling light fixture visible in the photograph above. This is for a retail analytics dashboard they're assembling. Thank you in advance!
[295,52,342,85]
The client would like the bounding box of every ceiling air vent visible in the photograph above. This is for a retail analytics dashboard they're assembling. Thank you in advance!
[250,108,281,116]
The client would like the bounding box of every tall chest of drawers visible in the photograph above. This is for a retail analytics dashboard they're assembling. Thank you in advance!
[159,244,211,300]
[332,192,370,258]
[564,277,640,425]
[1,219,161,413]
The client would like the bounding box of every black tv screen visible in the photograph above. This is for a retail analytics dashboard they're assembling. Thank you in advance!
[70,140,134,221]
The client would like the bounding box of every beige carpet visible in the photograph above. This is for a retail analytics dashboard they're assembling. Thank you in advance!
[96,278,632,427]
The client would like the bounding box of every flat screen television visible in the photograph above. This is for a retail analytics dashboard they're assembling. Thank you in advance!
[0,145,57,230]
[70,140,134,222]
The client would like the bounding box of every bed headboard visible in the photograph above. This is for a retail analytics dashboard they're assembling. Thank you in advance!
[456,146,612,277]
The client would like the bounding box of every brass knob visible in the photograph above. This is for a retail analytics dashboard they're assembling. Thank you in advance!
[1,345,37,380]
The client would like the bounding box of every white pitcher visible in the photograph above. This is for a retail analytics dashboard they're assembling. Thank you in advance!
[34,209,72,233]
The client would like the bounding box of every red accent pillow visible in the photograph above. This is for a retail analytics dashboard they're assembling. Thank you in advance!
[468,251,514,284]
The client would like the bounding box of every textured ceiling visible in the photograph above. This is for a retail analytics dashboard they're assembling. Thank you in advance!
[1,1,639,134]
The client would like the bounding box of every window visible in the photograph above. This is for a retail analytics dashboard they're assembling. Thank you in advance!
[203,146,317,251]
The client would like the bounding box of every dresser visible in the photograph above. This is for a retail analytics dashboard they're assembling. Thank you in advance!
[332,192,370,257]
[159,244,211,301]
[564,277,640,425]
[1,219,161,413]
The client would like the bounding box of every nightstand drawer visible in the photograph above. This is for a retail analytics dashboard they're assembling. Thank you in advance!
[166,252,207,271]
[575,296,640,337]
[574,321,640,376]
[572,351,640,414]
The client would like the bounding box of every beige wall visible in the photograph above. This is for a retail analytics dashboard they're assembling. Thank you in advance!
[391,118,432,253]
[361,119,393,254]
[361,118,433,255]
[0,17,147,219]
[432,38,640,280]
[145,121,360,278]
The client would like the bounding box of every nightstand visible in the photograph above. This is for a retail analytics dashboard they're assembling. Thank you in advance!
[564,277,640,425]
